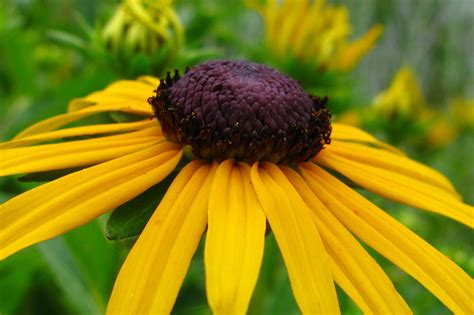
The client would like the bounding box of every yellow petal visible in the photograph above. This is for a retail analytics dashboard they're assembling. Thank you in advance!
[67,96,148,112]
[1,127,164,175]
[282,166,411,314]
[0,143,182,260]
[102,79,155,93]
[205,160,266,314]
[300,163,474,313]
[72,80,156,108]
[331,24,383,70]
[107,161,216,314]
[324,140,459,197]
[76,95,149,108]
[331,123,378,142]
[137,75,160,87]
[316,151,473,227]
[0,119,156,149]
[272,0,307,56]
[15,103,153,139]
[250,162,340,314]
[291,0,325,59]
[331,123,404,155]
[262,0,280,54]
[67,77,157,112]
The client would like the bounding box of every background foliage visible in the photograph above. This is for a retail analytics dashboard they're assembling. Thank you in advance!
[0,0,472,314]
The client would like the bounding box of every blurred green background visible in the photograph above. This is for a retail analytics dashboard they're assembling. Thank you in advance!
[0,0,472,314]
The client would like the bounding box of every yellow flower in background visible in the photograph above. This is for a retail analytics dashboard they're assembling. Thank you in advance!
[1,61,473,314]
[335,67,428,127]
[102,0,183,57]
[248,0,383,71]
[425,117,459,147]
[424,98,473,147]
[449,98,474,129]
[369,66,471,147]
[372,66,426,118]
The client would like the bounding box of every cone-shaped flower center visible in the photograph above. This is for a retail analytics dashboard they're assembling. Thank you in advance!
[149,60,331,164]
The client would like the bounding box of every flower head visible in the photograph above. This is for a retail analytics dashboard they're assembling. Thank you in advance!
[102,0,183,58]
[1,60,472,314]
[150,60,331,164]
[249,0,383,71]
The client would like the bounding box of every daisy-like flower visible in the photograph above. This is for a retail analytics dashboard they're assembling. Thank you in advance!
[248,0,383,71]
[1,60,473,314]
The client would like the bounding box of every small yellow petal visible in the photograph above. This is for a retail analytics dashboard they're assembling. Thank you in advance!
[282,166,411,314]
[0,143,182,260]
[316,151,473,227]
[107,161,216,314]
[15,103,153,139]
[205,160,266,314]
[74,79,156,107]
[301,163,474,313]
[291,0,325,59]
[250,162,340,314]
[67,95,149,112]
[331,24,383,70]
[272,0,306,56]
[0,120,156,149]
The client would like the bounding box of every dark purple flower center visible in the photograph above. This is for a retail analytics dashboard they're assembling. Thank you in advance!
[149,60,331,165]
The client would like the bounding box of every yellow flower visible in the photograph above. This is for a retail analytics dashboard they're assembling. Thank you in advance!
[449,97,474,129]
[423,98,474,147]
[102,0,183,57]
[370,67,471,147]
[1,61,472,314]
[372,66,426,118]
[248,0,383,71]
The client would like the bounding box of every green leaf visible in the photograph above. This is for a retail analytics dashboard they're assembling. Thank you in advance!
[38,237,105,315]
[62,218,120,305]
[0,249,43,315]
[47,30,87,51]
[18,167,86,182]
[106,174,175,241]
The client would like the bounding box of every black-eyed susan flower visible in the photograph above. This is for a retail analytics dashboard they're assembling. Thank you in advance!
[1,60,472,314]
[248,0,383,72]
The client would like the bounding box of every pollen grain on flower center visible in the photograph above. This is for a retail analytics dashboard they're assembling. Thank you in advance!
[149,60,331,164]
